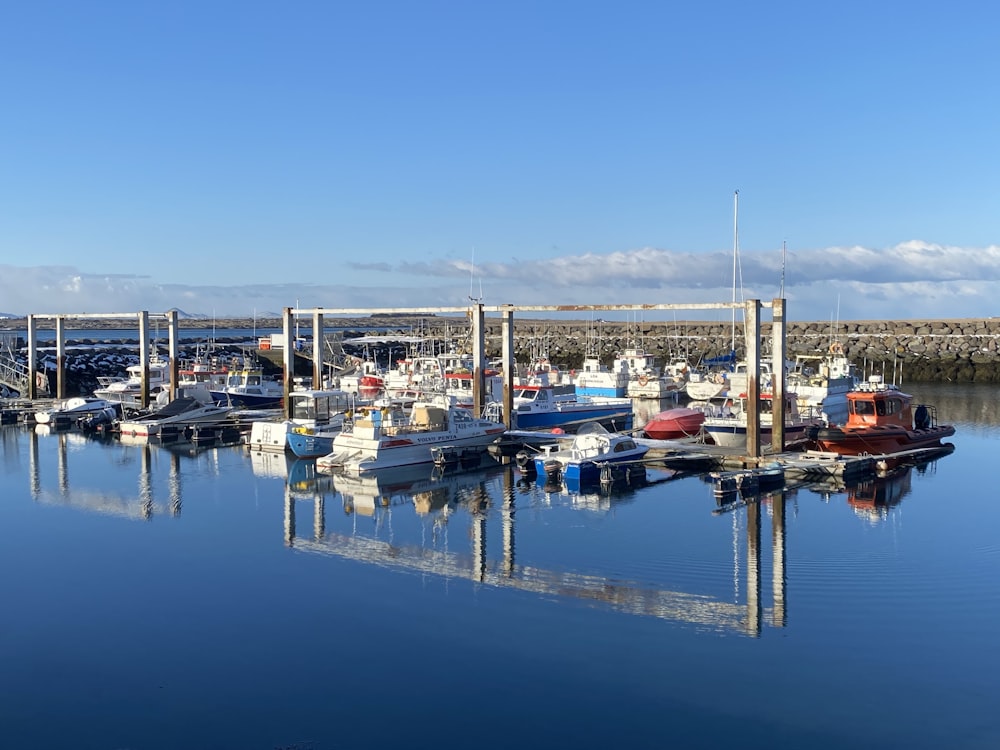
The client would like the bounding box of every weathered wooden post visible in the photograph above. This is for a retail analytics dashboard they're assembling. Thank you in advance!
[167,310,180,401]
[282,307,294,419]
[138,311,150,409]
[27,315,38,399]
[501,305,515,429]
[771,298,787,452]
[55,316,66,399]
[744,299,761,458]
[312,310,325,389]
[471,302,485,416]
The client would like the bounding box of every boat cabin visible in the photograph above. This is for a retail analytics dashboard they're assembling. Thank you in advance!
[846,377,930,430]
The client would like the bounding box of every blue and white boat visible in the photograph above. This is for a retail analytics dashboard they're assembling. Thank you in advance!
[211,366,284,408]
[483,383,633,432]
[533,422,649,483]
[571,355,629,398]
[246,388,359,453]
[286,422,343,458]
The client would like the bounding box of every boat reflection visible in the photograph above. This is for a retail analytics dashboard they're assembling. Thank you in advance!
[795,449,952,524]
[279,459,774,636]
[532,466,649,512]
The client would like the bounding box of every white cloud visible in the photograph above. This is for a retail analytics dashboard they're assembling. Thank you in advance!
[1,241,996,321]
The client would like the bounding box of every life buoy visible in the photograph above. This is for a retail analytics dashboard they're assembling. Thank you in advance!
[637,375,649,386]
[829,342,845,355]
[713,372,726,385]
[35,372,45,390]
[569,369,576,377]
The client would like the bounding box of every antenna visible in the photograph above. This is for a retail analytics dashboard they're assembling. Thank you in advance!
[779,240,786,299]
[468,247,483,303]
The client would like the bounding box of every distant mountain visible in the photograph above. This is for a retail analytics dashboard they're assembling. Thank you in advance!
[0,312,23,319]
[166,308,209,320]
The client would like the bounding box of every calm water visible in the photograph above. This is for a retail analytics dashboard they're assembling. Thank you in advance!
[1,383,997,750]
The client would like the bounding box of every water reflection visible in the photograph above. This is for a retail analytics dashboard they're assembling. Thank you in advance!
[279,459,777,636]
[797,454,950,525]
[18,425,242,521]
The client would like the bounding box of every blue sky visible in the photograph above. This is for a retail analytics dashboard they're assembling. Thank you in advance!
[2,1,998,321]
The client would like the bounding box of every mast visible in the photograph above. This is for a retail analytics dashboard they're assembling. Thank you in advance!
[731,190,739,354]
[780,240,786,300]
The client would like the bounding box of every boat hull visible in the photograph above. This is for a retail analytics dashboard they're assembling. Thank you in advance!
[513,404,633,431]
[323,430,504,474]
[643,408,705,439]
[703,420,817,448]
[809,424,956,456]
[286,429,338,458]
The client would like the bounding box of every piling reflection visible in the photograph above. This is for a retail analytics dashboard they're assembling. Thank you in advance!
[281,459,768,636]
[17,424,241,521]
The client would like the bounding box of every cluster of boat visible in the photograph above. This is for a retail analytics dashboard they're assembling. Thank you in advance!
[29,339,957,488]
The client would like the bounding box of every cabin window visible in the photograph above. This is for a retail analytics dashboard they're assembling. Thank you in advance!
[875,401,886,416]
[889,398,903,415]
[854,401,875,416]
[291,400,315,420]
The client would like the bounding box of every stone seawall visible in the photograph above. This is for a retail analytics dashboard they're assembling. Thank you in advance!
[479,318,1000,383]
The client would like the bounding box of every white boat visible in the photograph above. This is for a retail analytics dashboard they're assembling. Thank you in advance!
[534,422,649,484]
[317,397,507,475]
[245,388,359,453]
[787,346,859,425]
[616,347,685,399]
[482,383,634,432]
[684,369,729,400]
[117,396,233,438]
[572,355,629,398]
[34,396,116,425]
[94,353,171,407]
[701,391,823,448]
[211,365,284,408]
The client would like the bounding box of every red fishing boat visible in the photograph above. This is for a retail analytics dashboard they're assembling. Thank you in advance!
[642,407,706,440]
[808,376,955,456]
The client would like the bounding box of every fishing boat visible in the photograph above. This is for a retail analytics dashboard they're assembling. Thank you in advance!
[534,422,649,484]
[642,407,706,440]
[246,388,358,453]
[787,345,859,425]
[701,391,823,448]
[117,396,233,438]
[210,365,284,408]
[615,347,686,399]
[684,368,730,400]
[34,396,117,426]
[93,352,171,407]
[317,397,506,475]
[482,383,633,432]
[807,376,955,457]
[571,355,629,398]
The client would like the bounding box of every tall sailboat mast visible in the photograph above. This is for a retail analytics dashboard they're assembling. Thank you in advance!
[731,190,739,353]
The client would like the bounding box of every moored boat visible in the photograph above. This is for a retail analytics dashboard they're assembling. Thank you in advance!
[34,396,117,426]
[571,355,629,398]
[807,376,955,458]
[702,391,822,448]
[317,397,506,475]
[211,365,284,408]
[533,422,649,484]
[117,396,233,438]
[642,407,706,440]
[246,388,358,453]
[482,383,633,432]
[93,353,171,407]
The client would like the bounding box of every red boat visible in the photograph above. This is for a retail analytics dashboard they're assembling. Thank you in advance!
[808,376,955,456]
[642,407,706,440]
